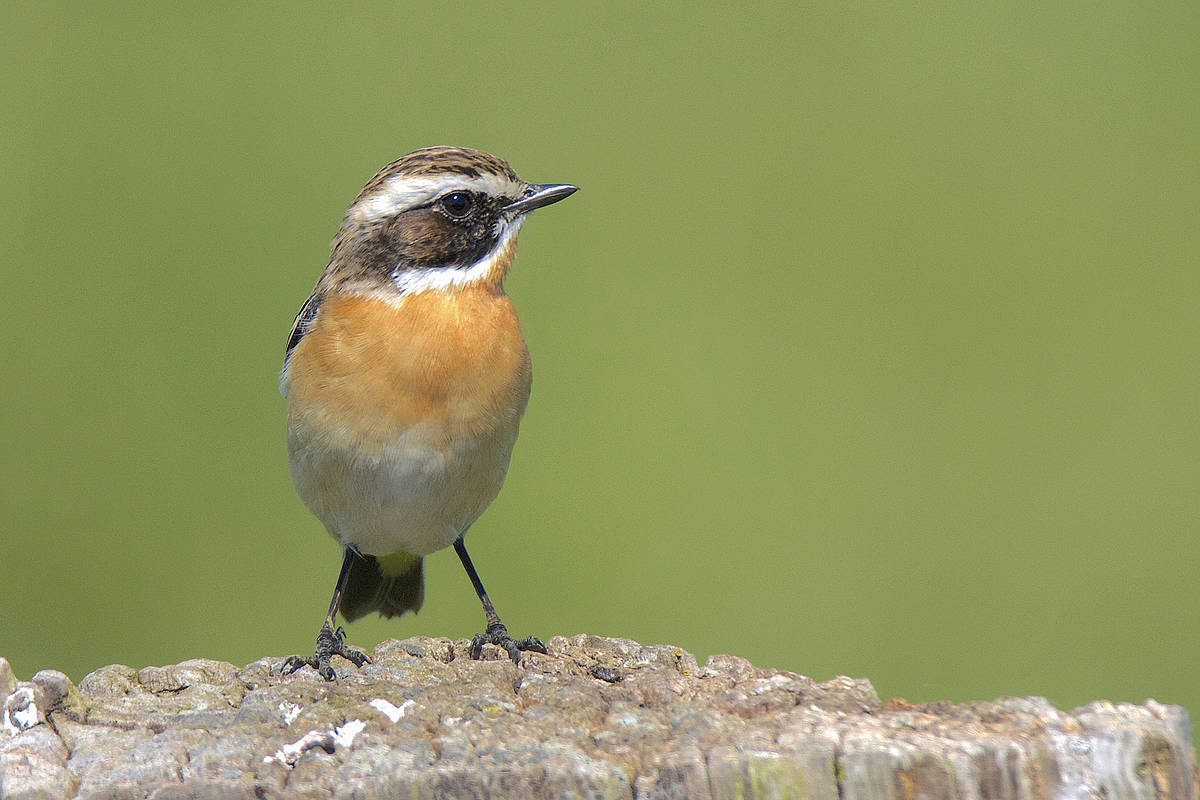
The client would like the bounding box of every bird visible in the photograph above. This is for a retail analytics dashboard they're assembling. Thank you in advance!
[279,146,577,680]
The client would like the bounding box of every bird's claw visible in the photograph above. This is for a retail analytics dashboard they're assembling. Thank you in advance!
[283,623,371,681]
[469,622,547,664]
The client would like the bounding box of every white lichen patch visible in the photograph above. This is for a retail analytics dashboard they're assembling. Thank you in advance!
[278,701,302,725]
[264,729,334,768]
[333,719,365,748]
[370,698,415,722]
[3,687,40,735]
[263,719,366,768]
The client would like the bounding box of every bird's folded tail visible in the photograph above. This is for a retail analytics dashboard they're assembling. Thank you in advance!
[338,550,425,622]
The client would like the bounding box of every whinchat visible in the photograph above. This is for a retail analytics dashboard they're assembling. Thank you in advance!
[280,146,577,680]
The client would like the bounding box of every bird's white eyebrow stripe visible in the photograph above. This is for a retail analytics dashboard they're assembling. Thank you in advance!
[351,173,520,221]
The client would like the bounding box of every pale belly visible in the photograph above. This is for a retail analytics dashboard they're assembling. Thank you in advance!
[282,289,531,556]
[287,419,520,556]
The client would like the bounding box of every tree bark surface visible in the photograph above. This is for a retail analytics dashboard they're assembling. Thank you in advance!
[0,635,1194,799]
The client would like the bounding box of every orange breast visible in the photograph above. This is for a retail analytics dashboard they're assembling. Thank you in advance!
[285,288,531,454]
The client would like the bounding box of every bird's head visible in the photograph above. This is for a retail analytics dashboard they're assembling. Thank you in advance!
[322,146,577,298]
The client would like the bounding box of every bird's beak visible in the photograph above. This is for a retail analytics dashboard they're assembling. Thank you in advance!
[504,183,578,216]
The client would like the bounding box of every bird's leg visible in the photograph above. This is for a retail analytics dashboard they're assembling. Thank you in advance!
[453,536,547,663]
[282,547,372,680]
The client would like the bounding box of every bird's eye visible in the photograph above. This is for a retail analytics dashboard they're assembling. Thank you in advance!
[439,191,475,219]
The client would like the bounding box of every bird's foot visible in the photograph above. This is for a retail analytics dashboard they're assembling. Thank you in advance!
[282,623,371,681]
[469,622,547,664]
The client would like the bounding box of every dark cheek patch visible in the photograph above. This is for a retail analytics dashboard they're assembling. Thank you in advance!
[345,207,502,279]
[397,212,467,266]
[394,209,497,271]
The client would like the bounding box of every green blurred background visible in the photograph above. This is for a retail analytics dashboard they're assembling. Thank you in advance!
[2,3,1197,718]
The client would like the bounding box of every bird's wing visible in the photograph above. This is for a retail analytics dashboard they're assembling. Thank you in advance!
[284,291,322,369]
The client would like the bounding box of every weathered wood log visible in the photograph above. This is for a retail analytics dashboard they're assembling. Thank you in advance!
[1,635,1194,799]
